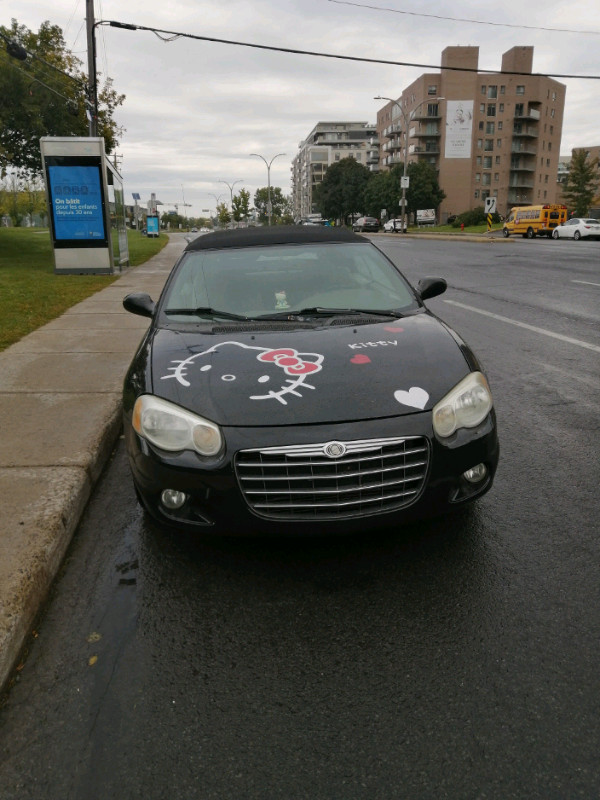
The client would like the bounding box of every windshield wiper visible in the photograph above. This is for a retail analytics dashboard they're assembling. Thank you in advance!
[255,307,403,320]
[164,306,249,321]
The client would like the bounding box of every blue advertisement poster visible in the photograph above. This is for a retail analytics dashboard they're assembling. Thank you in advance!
[146,215,159,236]
[48,165,106,241]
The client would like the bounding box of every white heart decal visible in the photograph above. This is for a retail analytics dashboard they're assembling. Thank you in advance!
[394,387,429,410]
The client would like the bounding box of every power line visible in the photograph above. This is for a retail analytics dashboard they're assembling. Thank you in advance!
[99,20,600,80]
[326,0,600,36]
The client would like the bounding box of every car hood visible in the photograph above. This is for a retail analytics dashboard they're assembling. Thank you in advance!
[149,315,471,426]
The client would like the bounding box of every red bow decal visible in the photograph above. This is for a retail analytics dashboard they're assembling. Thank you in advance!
[258,348,320,375]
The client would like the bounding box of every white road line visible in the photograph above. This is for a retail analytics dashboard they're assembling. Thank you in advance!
[442,299,600,354]
[572,280,600,288]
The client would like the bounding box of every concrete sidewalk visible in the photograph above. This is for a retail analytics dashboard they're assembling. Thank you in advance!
[0,235,186,692]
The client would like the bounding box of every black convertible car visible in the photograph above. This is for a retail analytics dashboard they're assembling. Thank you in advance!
[123,226,499,534]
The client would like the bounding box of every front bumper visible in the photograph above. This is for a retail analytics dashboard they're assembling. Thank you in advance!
[124,410,499,535]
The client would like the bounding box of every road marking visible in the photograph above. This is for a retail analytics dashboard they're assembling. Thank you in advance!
[442,299,600,354]
[572,280,600,287]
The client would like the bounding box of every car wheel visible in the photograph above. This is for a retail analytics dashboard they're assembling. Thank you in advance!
[526,227,535,239]
[552,229,559,239]
[503,228,509,238]
[573,230,581,240]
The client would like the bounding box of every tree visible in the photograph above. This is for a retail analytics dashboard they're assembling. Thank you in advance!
[313,157,371,224]
[0,19,125,176]
[232,188,251,223]
[216,202,230,227]
[561,149,600,217]
[253,186,292,224]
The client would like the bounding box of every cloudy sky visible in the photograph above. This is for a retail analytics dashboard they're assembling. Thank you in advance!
[7,0,600,217]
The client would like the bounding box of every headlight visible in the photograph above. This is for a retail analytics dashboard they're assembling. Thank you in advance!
[432,372,493,438]
[132,395,223,456]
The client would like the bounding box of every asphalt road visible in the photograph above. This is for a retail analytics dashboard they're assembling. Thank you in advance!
[1,237,599,800]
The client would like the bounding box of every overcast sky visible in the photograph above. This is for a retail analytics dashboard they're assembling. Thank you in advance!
[7,0,600,216]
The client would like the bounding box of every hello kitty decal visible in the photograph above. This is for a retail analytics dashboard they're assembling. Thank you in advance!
[161,341,324,406]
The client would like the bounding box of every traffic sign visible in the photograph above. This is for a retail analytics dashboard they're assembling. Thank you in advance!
[484,197,497,214]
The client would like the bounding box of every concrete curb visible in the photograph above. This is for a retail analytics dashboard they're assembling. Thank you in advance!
[0,235,183,694]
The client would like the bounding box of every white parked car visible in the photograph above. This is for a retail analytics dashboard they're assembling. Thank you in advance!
[552,218,600,241]
[383,218,407,233]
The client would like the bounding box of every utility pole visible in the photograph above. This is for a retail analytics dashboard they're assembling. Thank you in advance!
[86,0,98,136]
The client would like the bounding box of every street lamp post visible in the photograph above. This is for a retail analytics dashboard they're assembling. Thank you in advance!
[375,95,444,233]
[219,180,244,228]
[250,153,286,226]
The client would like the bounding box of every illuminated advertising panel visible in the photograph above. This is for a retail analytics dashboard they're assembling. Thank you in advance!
[44,156,108,248]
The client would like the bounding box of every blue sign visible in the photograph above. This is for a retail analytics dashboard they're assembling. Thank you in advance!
[48,165,105,241]
[147,215,159,235]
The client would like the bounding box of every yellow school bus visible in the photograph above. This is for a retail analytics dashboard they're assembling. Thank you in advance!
[502,204,568,239]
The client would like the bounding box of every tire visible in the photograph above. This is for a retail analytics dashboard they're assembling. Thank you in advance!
[503,228,509,238]
[526,227,535,239]
[552,229,559,239]
[573,231,581,240]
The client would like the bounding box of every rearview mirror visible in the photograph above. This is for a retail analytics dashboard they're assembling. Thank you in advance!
[417,277,447,301]
[123,293,155,318]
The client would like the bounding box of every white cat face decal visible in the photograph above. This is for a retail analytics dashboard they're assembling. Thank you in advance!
[161,341,324,405]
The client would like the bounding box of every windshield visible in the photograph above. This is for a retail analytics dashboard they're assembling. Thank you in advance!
[160,242,418,321]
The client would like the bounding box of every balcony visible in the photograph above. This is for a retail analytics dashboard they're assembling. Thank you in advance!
[514,108,541,121]
[512,126,539,138]
[383,122,403,138]
[409,145,440,155]
[511,143,537,155]
[411,109,442,121]
[508,189,533,204]
[509,177,534,188]
[412,127,440,138]
[510,161,535,172]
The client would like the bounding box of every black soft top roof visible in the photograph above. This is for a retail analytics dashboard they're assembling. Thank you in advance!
[184,225,365,251]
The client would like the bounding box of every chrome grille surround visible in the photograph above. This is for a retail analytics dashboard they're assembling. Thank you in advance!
[234,436,430,520]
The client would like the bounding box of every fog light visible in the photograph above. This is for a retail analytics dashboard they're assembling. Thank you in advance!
[463,463,487,484]
[161,489,187,509]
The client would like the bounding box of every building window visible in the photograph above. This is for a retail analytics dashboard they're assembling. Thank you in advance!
[544,190,547,199]
[488,86,498,98]
[516,85,525,95]
[428,85,437,95]
[482,173,491,185]
[547,158,550,167]
[496,156,501,164]
[498,122,503,131]
[477,139,483,149]
[500,85,505,94]
[494,173,500,181]
[479,121,484,131]
[484,139,494,151]
[544,174,548,183]
[483,156,492,168]
[475,173,481,182]
[474,190,480,198]
[548,142,552,151]
[552,92,557,101]
[486,122,495,134]
[481,85,486,94]
[427,103,439,116]
[499,103,504,113]
[487,104,496,116]
[551,108,555,118]
[335,153,340,161]
[476,156,482,165]
[497,139,502,148]
[550,125,554,134]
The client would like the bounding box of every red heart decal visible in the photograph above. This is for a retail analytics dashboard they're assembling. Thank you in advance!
[351,354,371,364]
[384,326,404,332]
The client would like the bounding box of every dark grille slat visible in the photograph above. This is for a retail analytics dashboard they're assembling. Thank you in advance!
[235,436,430,521]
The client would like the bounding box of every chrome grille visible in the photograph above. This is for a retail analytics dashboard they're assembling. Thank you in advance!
[234,436,430,520]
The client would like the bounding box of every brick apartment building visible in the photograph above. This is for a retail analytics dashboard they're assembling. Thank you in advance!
[376,46,566,221]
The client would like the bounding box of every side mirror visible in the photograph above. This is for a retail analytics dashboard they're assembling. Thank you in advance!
[123,292,155,318]
[417,277,447,301]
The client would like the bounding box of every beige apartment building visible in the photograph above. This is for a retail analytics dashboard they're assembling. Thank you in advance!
[291,121,377,220]
[376,46,566,221]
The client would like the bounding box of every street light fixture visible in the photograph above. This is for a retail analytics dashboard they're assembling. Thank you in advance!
[374,95,445,233]
[250,152,286,226]
[219,180,244,228]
